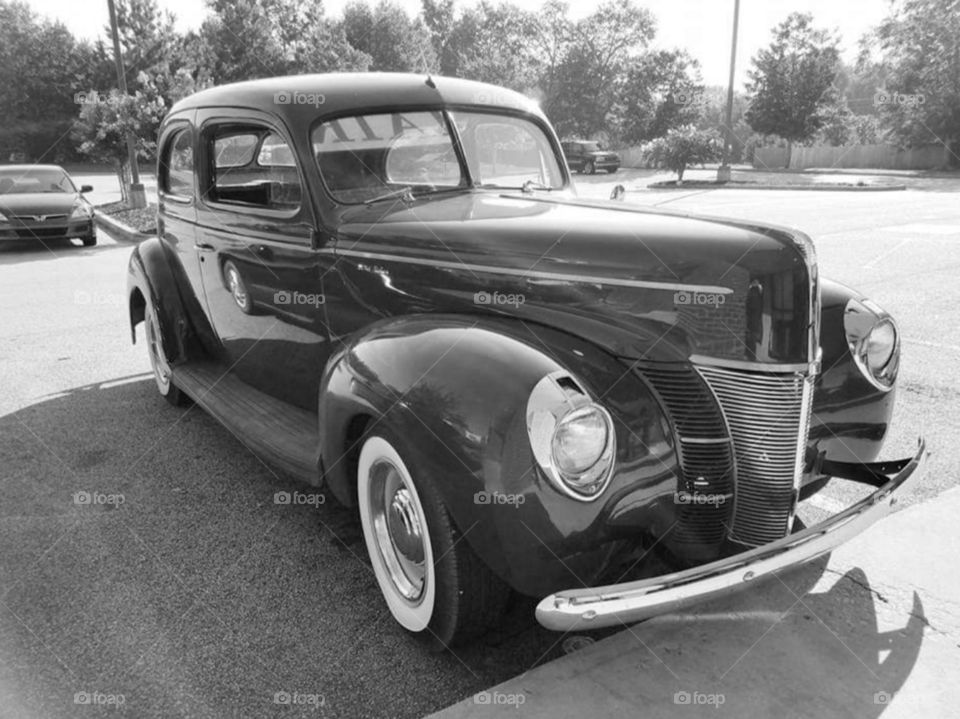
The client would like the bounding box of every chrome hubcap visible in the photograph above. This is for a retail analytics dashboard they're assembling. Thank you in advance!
[369,460,426,603]
[226,267,247,308]
[145,312,170,389]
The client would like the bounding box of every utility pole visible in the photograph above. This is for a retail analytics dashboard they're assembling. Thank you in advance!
[717,0,741,183]
[107,0,146,208]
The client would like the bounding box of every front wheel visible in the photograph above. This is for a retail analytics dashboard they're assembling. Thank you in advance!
[584,160,595,175]
[144,299,189,407]
[81,233,97,247]
[357,429,510,647]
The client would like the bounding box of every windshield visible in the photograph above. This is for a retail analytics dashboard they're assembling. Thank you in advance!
[450,111,563,190]
[0,168,75,194]
[581,142,601,153]
[311,109,563,204]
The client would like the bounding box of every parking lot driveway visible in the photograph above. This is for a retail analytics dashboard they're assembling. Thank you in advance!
[0,244,583,719]
[1,178,958,718]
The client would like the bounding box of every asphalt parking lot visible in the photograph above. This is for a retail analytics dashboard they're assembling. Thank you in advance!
[1,172,958,718]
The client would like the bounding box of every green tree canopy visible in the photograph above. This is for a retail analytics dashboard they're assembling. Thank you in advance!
[745,12,841,158]
[871,0,960,161]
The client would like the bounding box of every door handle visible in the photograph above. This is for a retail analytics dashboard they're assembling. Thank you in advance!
[194,241,214,251]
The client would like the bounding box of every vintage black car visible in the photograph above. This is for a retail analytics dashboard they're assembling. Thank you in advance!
[561,140,620,174]
[127,73,923,647]
[0,165,96,246]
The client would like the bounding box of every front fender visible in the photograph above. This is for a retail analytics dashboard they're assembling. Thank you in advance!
[318,315,677,596]
[810,278,897,464]
[126,238,217,364]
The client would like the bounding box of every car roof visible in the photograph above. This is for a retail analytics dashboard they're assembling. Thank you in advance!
[0,164,66,173]
[170,72,545,124]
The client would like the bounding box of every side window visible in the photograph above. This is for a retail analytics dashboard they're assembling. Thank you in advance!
[204,124,302,211]
[160,127,193,197]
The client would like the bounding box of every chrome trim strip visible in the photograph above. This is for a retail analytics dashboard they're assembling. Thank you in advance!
[535,441,924,631]
[689,354,817,374]
[330,249,735,295]
[787,375,815,533]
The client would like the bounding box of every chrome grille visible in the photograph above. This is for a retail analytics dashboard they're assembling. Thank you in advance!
[697,366,814,546]
[640,365,734,557]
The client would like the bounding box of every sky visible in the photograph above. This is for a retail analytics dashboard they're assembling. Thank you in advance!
[29,0,890,88]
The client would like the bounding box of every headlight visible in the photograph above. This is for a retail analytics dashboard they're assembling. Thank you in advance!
[527,372,616,501]
[0,210,8,223]
[844,298,899,390]
[553,406,609,475]
[69,204,93,221]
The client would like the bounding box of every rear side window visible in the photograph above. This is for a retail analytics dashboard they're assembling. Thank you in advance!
[160,128,193,197]
[203,124,302,211]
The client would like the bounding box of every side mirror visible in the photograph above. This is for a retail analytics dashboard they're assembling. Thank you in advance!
[80,185,93,193]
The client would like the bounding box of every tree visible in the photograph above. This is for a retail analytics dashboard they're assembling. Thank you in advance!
[870,0,960,162]
[341,0,436,72]
[0,1,93,161]
[641,125,721,182]
[745,12,841,164]
[74,80,166,202]
[617,49,704,144]
[198,0,290,83]
[542,0,655,138]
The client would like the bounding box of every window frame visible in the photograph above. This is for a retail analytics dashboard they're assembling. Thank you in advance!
[198,118,306,220]
[158,124,195,204]
[308,104,569,206]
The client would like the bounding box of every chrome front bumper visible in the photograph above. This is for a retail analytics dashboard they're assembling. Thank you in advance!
[536,440,925,631]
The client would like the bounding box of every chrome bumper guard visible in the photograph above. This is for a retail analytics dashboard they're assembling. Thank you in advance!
[536,440,925,631]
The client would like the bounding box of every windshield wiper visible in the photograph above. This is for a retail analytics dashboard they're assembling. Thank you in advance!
[363,187,415,205]
[363,185,473,205]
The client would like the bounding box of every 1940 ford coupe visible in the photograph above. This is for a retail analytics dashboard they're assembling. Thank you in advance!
[127,73,924,646]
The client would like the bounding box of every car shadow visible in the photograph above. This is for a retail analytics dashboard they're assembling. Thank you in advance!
[0,376,925,718]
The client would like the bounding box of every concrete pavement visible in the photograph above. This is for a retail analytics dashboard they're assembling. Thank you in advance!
[429,487,960,719]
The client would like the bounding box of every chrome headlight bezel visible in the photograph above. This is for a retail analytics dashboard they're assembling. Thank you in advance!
[844,298,900,391]
[69,203,93,221]
[526,371,616,501]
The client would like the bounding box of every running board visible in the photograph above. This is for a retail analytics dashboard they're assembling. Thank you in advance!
[171,362,321,484]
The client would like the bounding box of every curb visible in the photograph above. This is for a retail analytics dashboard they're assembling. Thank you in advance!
[646,182,908,192]
[93,209,154,244]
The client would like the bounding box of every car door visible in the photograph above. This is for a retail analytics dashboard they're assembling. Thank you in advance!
[156,114,217,343]
[194,109,332,412]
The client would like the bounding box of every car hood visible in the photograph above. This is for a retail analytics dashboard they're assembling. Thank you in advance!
[334,192,816,365]
[0,193,80,215]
